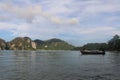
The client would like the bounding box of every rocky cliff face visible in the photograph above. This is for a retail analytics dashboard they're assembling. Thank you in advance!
[0,38,6,50]
[8,37,36,50]
[0,37,74,50]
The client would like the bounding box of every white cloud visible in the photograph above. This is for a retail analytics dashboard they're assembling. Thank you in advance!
[0,0,120,45]
[0,3,42,20]
[0,22,15,30]
[0,16,9,21]
[0,20,120,46]
[73,0,120,20]
[77,26,116,34]
[0,1,79,25]
[40,0,73,13]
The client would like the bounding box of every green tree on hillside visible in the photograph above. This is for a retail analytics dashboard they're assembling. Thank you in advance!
[108,35,120,51]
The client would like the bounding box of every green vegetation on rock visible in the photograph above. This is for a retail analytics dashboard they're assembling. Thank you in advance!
[0,35,120,51]
[74,34,120,51]
[83,43,107,50]
[0,37,74,50]
[107,35,120,51]
[34,38,74,50]
[7,37,36,50]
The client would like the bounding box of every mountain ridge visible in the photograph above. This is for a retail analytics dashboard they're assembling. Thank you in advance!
[0,37,75,50]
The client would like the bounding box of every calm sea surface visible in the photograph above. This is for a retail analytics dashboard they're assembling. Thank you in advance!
[0,50,120,80]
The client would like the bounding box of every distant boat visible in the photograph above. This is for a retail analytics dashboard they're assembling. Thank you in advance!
[80,50,105,55]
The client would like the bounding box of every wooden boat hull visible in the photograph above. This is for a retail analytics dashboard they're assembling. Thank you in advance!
[80,50,105,55]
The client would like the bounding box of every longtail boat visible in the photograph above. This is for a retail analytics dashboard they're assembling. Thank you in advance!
[80,50,105,55]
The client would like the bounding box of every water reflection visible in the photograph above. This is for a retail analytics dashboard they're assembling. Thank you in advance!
[0,50,120,80]
[106,52,120,74]
[13,51,32,57]
[105,52,120,65]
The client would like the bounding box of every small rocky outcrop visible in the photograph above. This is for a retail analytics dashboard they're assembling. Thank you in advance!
[0,38,6,50]
[8,37,36,50]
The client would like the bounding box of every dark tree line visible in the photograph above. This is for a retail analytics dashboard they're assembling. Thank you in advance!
[82,43,107,50]
[74,34,120,51]
[107,35,120,51]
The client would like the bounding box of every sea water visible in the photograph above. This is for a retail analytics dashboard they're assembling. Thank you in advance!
[0,50,120,80]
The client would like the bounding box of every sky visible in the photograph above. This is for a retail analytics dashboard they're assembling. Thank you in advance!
[0,0,120,46]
